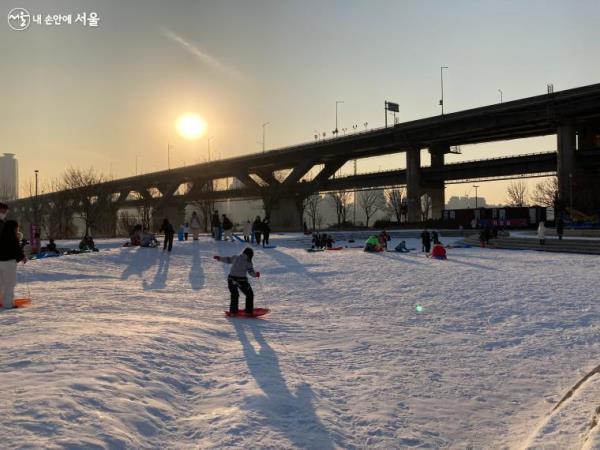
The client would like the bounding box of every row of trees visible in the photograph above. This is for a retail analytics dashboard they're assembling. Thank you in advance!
[505,178,558,208]
[304,187,413,229]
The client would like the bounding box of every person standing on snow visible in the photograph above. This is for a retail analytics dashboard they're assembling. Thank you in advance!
[537,221,546,245]
[243,220,252,242]
[222,214,233,241]
[159,218,175,252]
[0,220,26,310]
[0,202,8,235]
[190,211,202,241]
[252,216,263,245]
[556,216,564,240]
[421,229,431,253]
[261,218,271,247]
[211,210,220,239]
[213,247,260,315]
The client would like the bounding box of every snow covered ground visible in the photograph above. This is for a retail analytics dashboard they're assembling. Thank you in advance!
[1,234,599,449]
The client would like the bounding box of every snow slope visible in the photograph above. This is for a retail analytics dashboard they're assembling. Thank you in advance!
[1,236,599,449]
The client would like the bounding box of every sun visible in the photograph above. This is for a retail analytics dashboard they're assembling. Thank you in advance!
[176,114,206,140]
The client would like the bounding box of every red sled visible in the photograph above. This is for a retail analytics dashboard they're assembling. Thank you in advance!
[326,247,344,251]
[0,298,31,309]
[225,308,270,318]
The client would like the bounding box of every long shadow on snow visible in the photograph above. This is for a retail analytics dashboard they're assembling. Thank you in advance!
[189,246,205,290]
[143,253,171,290]
[263,248,323,285]
[232,319,337,450]
[121,247,161,281]
[444,257,499,271]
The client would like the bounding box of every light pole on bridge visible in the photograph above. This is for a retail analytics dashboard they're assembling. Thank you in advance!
[335,100,344,136]
[262,122,270,153]
[473,185,479,209]
[498,89,503,103]
[440,66,448,115]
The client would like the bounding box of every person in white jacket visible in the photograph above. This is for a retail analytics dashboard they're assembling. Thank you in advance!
[537,221,546,245]
[190,211,202,241]
[243,220,252,242]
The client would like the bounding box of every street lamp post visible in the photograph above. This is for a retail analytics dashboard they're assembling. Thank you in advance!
[473,185,479,208]
[208,137,214,161]
[498,89,503,103]
[167,143,174,170]
[335,100,344,135]
[440,66,448,115]
[262,122,270,153]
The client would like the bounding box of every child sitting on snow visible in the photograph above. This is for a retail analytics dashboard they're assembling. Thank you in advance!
[394,240,410,253]
[430,242,447,260]
[364,235,383,252]
[213,247,260,315]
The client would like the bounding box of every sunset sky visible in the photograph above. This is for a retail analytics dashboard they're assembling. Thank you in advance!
[2,0,599,203]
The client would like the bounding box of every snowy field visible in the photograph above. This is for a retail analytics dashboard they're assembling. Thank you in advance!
[1,234,599,449]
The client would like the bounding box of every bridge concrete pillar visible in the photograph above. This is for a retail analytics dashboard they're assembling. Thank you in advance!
[427,145,447,220]
[556,124,577,212]
[406,147,422,222]
[152,202,186,232]
[264,195,303,231]
[577,120,600,150]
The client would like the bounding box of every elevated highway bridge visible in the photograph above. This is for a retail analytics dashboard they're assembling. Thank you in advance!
[9,83,600,230]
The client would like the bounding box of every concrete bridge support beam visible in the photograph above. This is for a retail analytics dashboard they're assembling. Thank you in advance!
[557,124,577,212]
[427,146,447,220]
[264,195,304,231]
[406,148,422,222]
[152,202,186,232]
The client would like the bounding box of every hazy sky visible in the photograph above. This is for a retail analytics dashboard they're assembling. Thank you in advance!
[2,0,599,203]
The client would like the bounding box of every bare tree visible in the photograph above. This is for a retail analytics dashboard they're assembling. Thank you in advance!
[62,167,107,237]
[358,189,385,227]
[118,210,139,236]
[328,191,351,226]
[304,194,321,231]
[385,187,406,223]
[43,178,75,239]
[506,180,528,207]
[531,176,558,207]
[421,194,432,221]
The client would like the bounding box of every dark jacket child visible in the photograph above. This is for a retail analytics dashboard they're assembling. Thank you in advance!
[214,248,260,314]
[262,218,271,247]
[0,220,26,309]
[252,216,263,245]
[160,219,175,252]
[421,230,431,252]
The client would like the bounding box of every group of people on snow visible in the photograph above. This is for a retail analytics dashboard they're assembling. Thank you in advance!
[312,232,334,249]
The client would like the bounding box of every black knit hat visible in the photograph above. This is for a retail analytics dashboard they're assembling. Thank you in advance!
[242,247,254,260]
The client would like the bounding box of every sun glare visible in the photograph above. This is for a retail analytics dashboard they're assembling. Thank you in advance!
[176,114,206,140]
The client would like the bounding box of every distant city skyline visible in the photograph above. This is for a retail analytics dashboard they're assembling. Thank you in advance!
[2,0,599,203]
[0,153,18,201]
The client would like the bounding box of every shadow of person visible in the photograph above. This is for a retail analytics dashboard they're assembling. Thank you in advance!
[120,247,161,281]
[232,319,337,449]
[189,247,205,290]
[144,252,171,290]
[263,248,323,285]
[444,257,499,271]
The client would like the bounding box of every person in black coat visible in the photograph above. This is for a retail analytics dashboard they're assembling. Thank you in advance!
[0,220,26,309]
[556,216,565,240]
[252,216,263,245]
[262,218,271,247]
[421,229,431,253]
[159,218,175,252]
[0,202,8,235]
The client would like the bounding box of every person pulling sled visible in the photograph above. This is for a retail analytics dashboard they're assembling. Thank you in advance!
[214,247,260,315]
